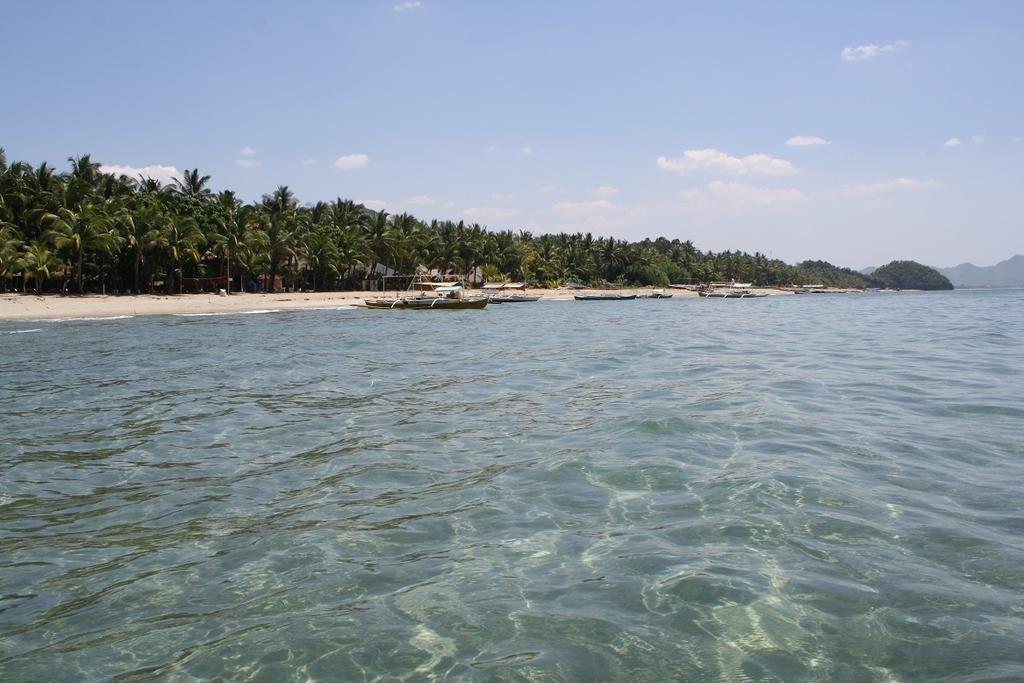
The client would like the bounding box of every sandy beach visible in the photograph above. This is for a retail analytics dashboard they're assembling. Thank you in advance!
[0,288,765,321]
[1,286,827,322]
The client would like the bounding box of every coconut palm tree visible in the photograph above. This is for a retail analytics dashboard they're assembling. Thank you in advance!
[172,168,213,201]
[150,216,204,293]
[236,231,269,292]
[387,213,424,276]
[19,241,62,293]
[44,204,122,292]
[259,186,299,292]
[210,192,249,293]
[118,199,167,293]
[0,225,23,292]
[64,154,101,209]
[363,210,392,285]
[300,223,339,291]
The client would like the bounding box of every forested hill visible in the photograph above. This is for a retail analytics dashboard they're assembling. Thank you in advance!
[0,148,938,293]
[870,261,954,290]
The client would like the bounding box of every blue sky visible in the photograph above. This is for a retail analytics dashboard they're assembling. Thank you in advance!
[2,1,1022,268]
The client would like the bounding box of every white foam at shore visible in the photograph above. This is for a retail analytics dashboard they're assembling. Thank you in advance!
[29,315,136,323]
[174,309,283,317]
[301,305,358,311]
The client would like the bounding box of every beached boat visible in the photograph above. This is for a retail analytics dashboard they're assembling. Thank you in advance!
[363,278,488,310]
[363,295,488,309]
[646,289,673,299]
[482,282,542,303]
[700,289,768,298]
[699,280,767,298]
[574,293,638,301]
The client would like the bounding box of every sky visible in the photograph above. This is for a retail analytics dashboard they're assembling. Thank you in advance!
[2,1,1022,269]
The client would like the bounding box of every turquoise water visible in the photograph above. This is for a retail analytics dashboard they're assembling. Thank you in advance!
[2,290,1023,681]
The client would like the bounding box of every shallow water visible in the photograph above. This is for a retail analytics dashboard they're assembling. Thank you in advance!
[2,290,1023,681]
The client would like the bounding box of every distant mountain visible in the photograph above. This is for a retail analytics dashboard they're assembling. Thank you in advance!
[938,255,1024,288]
[859,266,876,276]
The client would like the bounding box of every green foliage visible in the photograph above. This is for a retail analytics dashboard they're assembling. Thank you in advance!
[0,146,950,294]
[870,260,954,290]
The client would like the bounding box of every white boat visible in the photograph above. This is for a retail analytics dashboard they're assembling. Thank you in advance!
[363,277,489,309]
[482,282,542,303]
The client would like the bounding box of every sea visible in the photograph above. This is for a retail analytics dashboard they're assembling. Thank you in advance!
[1,289,1022,682]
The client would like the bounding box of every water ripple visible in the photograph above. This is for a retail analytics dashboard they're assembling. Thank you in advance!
[2,291,1024,680]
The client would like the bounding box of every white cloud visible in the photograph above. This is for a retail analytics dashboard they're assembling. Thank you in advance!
[1013,136,1022,143]
[236,158,261,168]
[393,1,421,11]
[520,144,534,156]
[334,153,369,170]
[944,137,963,147]
[841,40,909,61]
[539,184,557,193]
[490,192,515,201]
[786,135,830,147]
[588,185,619,196]
[300,158,318,166]
[551,200,622,215]
[238,146,257,157]
[441,200,456,209]
[359,199,388,210]
[844,178,940,195]
[99,164,180,185]
[972,135,985,145]
[406,195,436,206]
[463,206,519,221]
[656,148,797,176]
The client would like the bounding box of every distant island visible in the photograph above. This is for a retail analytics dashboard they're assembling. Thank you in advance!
[866,256,1024,290]
[869,261,954,291]
[938,255,1024,288]
[0,148,952,294]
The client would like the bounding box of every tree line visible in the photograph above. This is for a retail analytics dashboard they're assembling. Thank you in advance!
[1,148,878,294]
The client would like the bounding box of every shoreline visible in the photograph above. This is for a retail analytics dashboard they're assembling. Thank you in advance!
[0,286,897,321]
[0,287,800,321]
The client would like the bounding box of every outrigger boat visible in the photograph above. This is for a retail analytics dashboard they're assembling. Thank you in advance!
[482,282,542,303]
[699,281,768,298]
[700,290,767,298]
[574,292,638,301]
[363,276,489,309]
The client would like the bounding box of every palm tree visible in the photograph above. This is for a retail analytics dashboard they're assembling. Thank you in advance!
[118,199,167,293]
[387,213,424,275]
[301,223,339,291]
[44,204,122,292]
[65,154,101,209]
[0,225,23,292]
[172,168,213,201]
[236,231,269,292]
[211,192,248,293]
[19,241,62,293]
[362,210,393,284]
[260,186,298,292]
[150,216,204,293]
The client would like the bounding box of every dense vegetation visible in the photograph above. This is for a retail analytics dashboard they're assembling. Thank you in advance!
[2,148,893,293]
[870,260,954,290]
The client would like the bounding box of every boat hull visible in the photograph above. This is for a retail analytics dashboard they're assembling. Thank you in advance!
[488,295,542,303]
[574,295,638,301]
[701,291,767,298]
[363,297,489,309]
